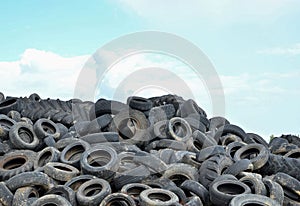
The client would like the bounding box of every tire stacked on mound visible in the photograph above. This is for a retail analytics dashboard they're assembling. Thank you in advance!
[0,92,299,205]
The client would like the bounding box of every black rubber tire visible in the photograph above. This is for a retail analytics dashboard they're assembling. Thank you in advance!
[185,196,203,206]
[259,154,300,180]
[34,146,60,171]
[223,159,253,177]
[80,145,119,181]
[180,180,209,204]
[0,92,4,103]
[76,178,111,206]
[153,120,169,139]
[43,135,56,147]
[90,98,129,119]
[209,179,251,206]
[214,124,248,143]
[7,110,21,122]
[220,134,243,146]
[272,172,300,205]
[33,118,60,139]
[148,104,175,125]
[29,93,41,102]
[56,123,68,137]
[239,173,267,195]
[167,117,192,142]
[199,154,233,188]
[44,162,80,182]
[9,122,39,150]
[139,188,179,206]
[60,140,90,168]
[6,171,54,192]
[162,163,199,186]
[0,182,13,206]
[121,183,151,203]
[209,116,230,133]
[281,134,300,147]
[12,186,39,206]
[263,178,284,205]
[31,194,72,206]
[229,194,280,206]
[99,193,136,206]
[177,99,207,118]
[247,133,269,148]
[196,145,226,163]
[0,98,21,115]
[284,148,300,159]
[0,150,35,181]
[109,109,149,145]
[46,185,77,206]
[226,142,247,159]
[234,143,269,170]
[64,175,97,192]
[187,130,217,152]
[127,96,153,111]
[0,114,16,140]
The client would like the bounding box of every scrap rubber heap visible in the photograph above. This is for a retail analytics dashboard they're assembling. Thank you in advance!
[0,92,299,206]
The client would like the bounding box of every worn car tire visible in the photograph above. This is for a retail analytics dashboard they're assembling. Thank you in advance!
[0,150,35,181]
[76,178,111,206]
[9,122,39,150]
[229,194,280,206]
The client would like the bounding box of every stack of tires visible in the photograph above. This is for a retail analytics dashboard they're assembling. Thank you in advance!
[0,92,299,206]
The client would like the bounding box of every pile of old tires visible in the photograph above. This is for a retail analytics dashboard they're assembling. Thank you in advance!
[0,92,299,206]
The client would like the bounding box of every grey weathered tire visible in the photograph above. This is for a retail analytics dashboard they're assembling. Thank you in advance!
[34,146,60,171]
[167,117,192,142]
[76,178,111,206]
[99,193,136,206]
[239,172,267,195]
[180,180,209,204]
[6,171,54,192]
[9,122,39,150]
[0,182,13,206]
[209,179,251,205]
[44,162,80,182]
[234,143,269,170]
[162,163,199,186]
[12,186,39,206]
[60,140,90,168]
[272,172,300,206]
[263,178,284,205]
[139,188,179,206]
[0,150,35,181]
[46,185,77,206]
[199,154,233,188]
[33,118,60,139]
[31,194,72,206]
[80,145,119,181]
[229,194,280,206]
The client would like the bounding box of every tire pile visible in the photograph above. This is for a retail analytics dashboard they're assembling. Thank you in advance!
[0,92,299,206]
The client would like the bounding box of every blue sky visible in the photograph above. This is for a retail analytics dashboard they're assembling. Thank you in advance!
[0,0,300,139]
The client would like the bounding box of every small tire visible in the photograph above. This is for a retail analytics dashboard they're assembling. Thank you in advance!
[76,178,111,206]
[31,194,72,206]
[9,122,39,150]
[229,194,280,206]
[139,188,179,206]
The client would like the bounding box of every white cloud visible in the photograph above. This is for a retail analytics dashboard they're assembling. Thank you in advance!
[116,0,300,25]
[0,49,89,99]
[257,43,300,55]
